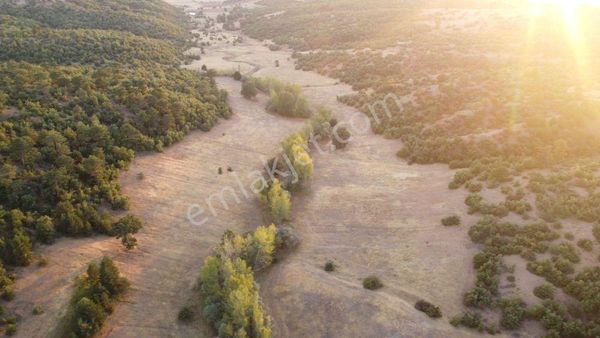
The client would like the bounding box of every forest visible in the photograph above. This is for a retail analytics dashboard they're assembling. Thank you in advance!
[0,0,230,330]
[240,0,600,336]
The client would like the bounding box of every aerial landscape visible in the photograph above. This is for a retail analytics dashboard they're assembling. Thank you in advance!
[0,0,599,337]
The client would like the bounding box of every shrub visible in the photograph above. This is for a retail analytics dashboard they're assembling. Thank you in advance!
[241,79,258,99]
[233,71,242,81]
[415,300,442,318]
[441,216,461,226]
[565,232,575,240]
[450,311,484,331]
[363,276,383,290]
[38,255,49,267]
[507,275,515,282]
[534,284,555,300]
[577,239,593,252]
[593,223,600,243]
[324,260,336,272]
[500,298,525,330]
[2,287,15,301]
[178,306,194,322]
[5,323,16,336]
[333,126,351,149]
[32,304,44,315]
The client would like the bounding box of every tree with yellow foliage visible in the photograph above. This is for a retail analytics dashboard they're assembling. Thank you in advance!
[268,179,291,224]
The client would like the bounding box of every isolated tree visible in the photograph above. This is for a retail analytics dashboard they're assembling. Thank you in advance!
[332,126,351,149]
[112,215,142,250]
[233,71,242,81]
[268,179,291,224]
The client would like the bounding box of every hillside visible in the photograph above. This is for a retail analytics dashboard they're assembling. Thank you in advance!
[0,1,230,335]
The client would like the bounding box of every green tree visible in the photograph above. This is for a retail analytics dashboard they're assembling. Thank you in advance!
[112,215,142,250]
[35,216,56,244]
[7,229,33,266]
[99,257,128,296]
[74,297,107,337]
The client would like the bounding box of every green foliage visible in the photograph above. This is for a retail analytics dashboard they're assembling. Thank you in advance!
[241,78,258,99]
[5,323,16,336]
[199,253,272,338]
[415,300,442,319]
[332,126,351,150]
[32,304,44,315]
[577,239,593,252]
[500,298,526,330]
[65,257,128,338]
[178,306,194,322]
[450,311,485,331]
[0,0,231,272]
[112,215,142,250]
[441,215,461,226]
[248,77,311,118]
[363,276,383,290]
[324,260,336,272]
[2,287,15,301]
[534,283,555,300]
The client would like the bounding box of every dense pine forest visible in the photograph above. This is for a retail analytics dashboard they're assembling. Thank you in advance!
[0,0,229,310]
[240,0,600,336]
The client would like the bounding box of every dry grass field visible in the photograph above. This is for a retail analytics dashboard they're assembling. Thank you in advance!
[6,1,560,337]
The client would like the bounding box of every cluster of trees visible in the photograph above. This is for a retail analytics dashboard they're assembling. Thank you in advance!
[0,0,190,43]
[63,257,128,337]
[196,100,335,336]
[241,77,311,118]
[0,0,232,323]
[0,15,182,66]
[239,0,600,336]
[198,226,277,337]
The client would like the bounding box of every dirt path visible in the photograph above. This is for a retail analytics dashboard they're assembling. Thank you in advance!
[181,4,522,338]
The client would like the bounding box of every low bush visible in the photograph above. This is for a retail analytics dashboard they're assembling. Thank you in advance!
[32,304,44,315]
[415,300,442,318]
[577,239,593,252]
[534,284,555,300]
[450,311,485,331]
[178,306,194,322]
[324,260,336,272]
[363,276,383,290]
[441,216,461,226]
